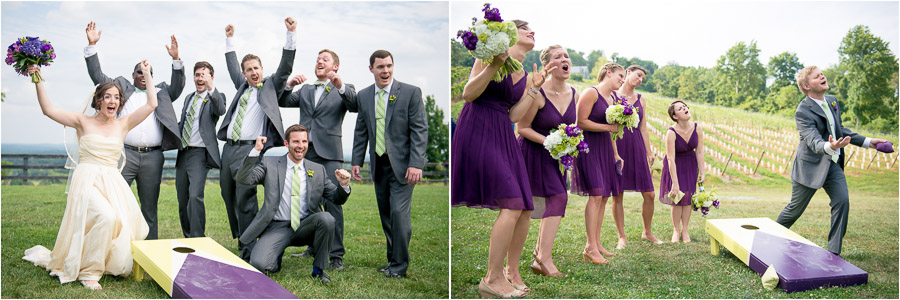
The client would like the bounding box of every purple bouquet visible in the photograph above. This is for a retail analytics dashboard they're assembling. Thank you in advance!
[456,3,523,82]
[6,36,55,83]
[605,94,640,141]
[543,123,589,173]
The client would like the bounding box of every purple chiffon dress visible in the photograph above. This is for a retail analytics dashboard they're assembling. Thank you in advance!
[451,71,533,210]
[572,87,623,197]
[659,123,699,206]
[613,91,654,193]
[518,87,576,218]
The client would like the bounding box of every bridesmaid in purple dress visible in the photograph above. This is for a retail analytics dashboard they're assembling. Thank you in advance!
[516,45,574,278]
[611,65,662,248]
[451,20,554,298]
[658,100,706,243]
[572,62,625,264]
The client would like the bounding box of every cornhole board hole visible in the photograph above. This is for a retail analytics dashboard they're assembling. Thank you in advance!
[706,218,867,293]
[132,237,297,299]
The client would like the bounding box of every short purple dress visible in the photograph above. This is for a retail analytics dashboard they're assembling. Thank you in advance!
[451,71,533,210]
[518,87,576,218]
[613,91,654,193]
[659,123,699,206]
[572,87,623,197]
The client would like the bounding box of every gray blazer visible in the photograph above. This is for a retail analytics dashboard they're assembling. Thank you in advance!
[217,49,295,150]
[85,53,185,151]
[791,95,867,189]
[236,155,350,244]
[279,82,359,161]
[351,80,428,180]
[178,88,227,168]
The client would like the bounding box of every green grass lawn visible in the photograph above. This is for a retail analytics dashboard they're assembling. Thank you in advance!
[451,178,898,298]
[2,183,449,299]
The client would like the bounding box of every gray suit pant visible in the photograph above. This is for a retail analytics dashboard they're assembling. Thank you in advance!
[374,154,414,275]
[776,161,850,255]
[304,142,345,261]
[220,143,259,259]
[176,147,210,238]
[249,214,335,273]
[122,147,164,240]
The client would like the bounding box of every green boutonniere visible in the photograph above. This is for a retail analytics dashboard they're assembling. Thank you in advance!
[203,98,208,103]
[307,170,314,177]
[256,82,263,88]
[389,95,397,103]
[325,86,331,93]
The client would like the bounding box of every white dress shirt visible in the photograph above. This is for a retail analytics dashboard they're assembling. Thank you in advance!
[185,91,208,147]
[312,80,347,109]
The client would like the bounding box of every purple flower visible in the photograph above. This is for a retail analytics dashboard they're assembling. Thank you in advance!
[41,44,51,52]
[701,206,710,215]
[623,107,633,115]
[50,52,56,59]
[457,30,478,51]
[21,39,43,57]
[482,3,503,22]
[560,154,574,169]
[577,141,589,153]
[831,101,838,112]
[712,200,719,208]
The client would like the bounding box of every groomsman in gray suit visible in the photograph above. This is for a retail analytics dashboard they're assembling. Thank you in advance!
[219,18,296,260]
[84,22,185,240]
[237,125,352,283]
[176,61,226,238]
[279,49,358,270]
[776,65,891,255]
[351,50,428,278]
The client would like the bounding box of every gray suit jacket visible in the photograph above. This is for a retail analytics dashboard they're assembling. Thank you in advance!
[351,80,428,180]
[279,82,359,161]
[217,49,295,150]
[85,53,185,151]
[236,155,350,244]
[178,88,227,168]
[791,95,867,189]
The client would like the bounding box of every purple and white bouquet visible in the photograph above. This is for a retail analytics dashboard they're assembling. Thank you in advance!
[456,3,523,82]
[543,124,589,173]
[6,36,55,83]
[691,183,720,216]
[605,94,640,141]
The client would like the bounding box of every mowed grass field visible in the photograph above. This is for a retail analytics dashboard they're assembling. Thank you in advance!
[2,183,449,299]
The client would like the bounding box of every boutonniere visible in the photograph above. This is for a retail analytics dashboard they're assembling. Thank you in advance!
[325,86,331,93]
[203,98,208,103]
[831,101,838,112]
[307,170,314,177]
[255,82,263,88]
[389,95,397,103]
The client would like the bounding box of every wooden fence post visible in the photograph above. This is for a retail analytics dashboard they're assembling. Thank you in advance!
[753,150,766,175]
[890,153,898,170]
[720,152,733,176]
[866,150,878,170]
[22,156,28,184]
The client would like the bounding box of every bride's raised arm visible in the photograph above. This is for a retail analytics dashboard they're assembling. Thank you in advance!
[28,65,82,129]
[121,60,158,131]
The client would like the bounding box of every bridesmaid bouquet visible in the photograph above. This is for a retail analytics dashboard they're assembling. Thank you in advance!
[456,3,523,82]
[605,94,640,141]
[6,36,55,83]
[543,124,589,173]
[691,183,720,216]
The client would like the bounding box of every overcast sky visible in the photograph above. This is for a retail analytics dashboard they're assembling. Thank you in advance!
[1,1,449,159]
[450,1,899,69]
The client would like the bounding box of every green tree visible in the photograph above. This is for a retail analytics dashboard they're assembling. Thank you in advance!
[585,50,605,72]
[565,48,588,66]
[837,25,899,131]
[523,50,541,70]
[714,41,766,107]
[589,55,610,82]
[761,85,804,115]
[767,52,803,91]
[451,39,475,67]
[424,95,449,170]
[653,64,686,98]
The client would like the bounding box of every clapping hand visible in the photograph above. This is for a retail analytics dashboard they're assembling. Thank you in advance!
[165,35,179,60]
[285,17,297,32]
[86,21,101,45]
[327,71,342,89]
[287,74,307,87]
[828,135,851,150]
[335,169,351,187]
[254,136,268,152]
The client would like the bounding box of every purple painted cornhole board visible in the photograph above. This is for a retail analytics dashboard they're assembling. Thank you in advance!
[171,254,297,299]
[748,231,868,293]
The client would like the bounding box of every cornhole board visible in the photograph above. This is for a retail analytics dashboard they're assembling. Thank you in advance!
[132,237,297,299]
[706,218,867,293]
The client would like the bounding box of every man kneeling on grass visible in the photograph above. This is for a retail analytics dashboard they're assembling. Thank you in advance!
[237,124,351,283]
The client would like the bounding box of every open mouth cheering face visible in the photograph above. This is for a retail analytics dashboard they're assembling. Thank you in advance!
[370,56,394,89]
[242,59,264,87]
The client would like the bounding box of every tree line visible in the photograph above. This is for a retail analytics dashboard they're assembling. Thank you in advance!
[451,25,898,134]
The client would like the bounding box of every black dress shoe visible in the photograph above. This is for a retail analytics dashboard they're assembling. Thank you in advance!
[312,270,331,283]
[299,247,313,258]
[330,259,344,271]
[379,265,389,273]
[385,271,407,279]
